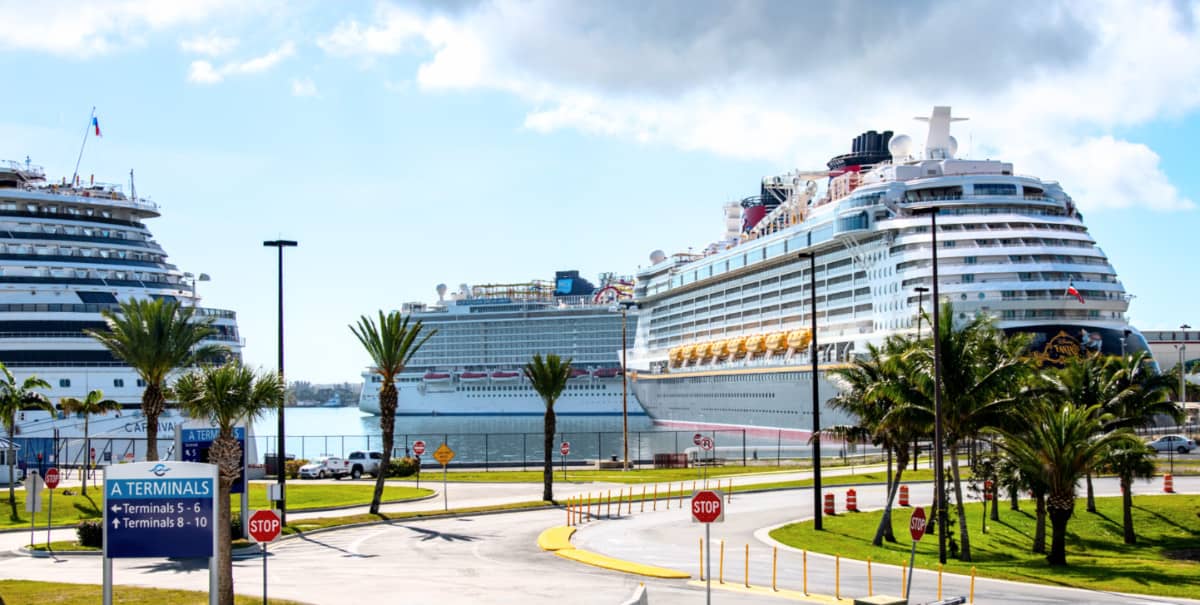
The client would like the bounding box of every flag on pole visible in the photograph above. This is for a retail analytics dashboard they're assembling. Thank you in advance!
[92,116,101,137]
[1066,284,1085,304]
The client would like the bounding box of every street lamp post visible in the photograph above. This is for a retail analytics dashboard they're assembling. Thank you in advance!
[914,285,929,471]
[619,300,638,470]
[182,272,210,307]
[912,206,947,565]
[798,252,822,530]
[263,239,298,524]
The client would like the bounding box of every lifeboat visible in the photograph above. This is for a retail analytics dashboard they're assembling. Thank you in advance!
[592,367,622,378]
[765,331,788,353]
[746,334,766,355]
[698,341,714,361]
[669,347,684,366]
[787,329,812,351]
[715,339,732,359]
[491,370,520,381]
[423,372,452,382]
[730,337,748,357]
[685,345,699,361]
[459,371,489,382]
[569,368,590,379]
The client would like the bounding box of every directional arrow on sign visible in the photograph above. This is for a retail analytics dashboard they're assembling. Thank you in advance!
[111,504,120,514]
[112,518,121,529]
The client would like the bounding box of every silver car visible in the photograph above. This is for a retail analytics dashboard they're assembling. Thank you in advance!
[1147,435,1197,454]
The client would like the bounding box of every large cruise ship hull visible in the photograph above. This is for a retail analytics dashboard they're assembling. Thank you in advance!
[359,376,647,417]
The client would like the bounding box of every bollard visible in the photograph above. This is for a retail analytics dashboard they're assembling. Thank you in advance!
[1164,473,1175,493]
[938,563,943,599]
[693,480,697,494]
[641,485,646,513]
[628,487,633,515]
[970,565,976,603]
[824,492,836,516]
[835,554,840,600]
[653,484,658,511]
[744,543,750,588]
[901,563,906,599]
[899,484,910,507]
[727,478,732,502]
[567,498,572,526]
[699,537,705,580]
[680,482,686,505]
[719,540,726,584]
[586,493,592,522]
[803,550,808,595]
[847,488,858,512]
[607,490,613,518]
[772,546,778,591]
[867,556,872,596]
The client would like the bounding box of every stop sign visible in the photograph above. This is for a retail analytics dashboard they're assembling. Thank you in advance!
[560,442,570,456]
[909,507,927,541]
[691,490,724,523]
[248,509,282,543]
[44,467,60,489]
[693,433,703,446]
[412,441,426,456]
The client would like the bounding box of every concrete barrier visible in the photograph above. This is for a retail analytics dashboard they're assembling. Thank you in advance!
[618,583,648,605]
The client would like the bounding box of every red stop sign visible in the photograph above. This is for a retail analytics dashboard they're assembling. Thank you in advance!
[560,442,570,456]
[248,509,282,543]
[412,441,426,456]
[910,507,927,541]
[44,467,60,489]
[691,490,724,523]
[693,433,703,446]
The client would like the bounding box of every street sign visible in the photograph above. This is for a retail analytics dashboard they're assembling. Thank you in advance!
[248,509,282,544]
[691,490,724,523]
[560,442,570,456]
[693,433,703,446]
[24,471,43,513]
[104,461,217,559]
[44,467,60,489]
[700,437,713,451]
[433,443,455,465]
[412,440,426,456]
[181,427,246,494]
[909,507,927,541]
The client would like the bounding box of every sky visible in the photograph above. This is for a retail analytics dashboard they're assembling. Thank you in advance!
[1,0,1199,383]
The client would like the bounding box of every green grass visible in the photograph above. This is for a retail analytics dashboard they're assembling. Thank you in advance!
[279,500,552,535]
[0,580,306,604]
[770,494,1200,598]
[25,540,99,552]
[0,484,431,529]
[387,463,860,484]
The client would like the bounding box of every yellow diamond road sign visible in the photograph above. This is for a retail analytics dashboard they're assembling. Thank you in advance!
[433,443,455,465]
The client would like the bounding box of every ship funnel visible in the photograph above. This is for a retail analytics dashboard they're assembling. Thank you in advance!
[915,106,967,160]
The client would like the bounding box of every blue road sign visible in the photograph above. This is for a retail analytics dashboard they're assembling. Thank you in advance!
[181,427,245,494]
[104,462,217,559]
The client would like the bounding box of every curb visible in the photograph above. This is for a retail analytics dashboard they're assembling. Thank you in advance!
[538,524,690,580]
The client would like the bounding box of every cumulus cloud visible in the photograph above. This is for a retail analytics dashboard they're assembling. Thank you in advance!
[318,0,1200,213]
[188,42,295,84]
[180,34,239,56]
[291,77,318,97]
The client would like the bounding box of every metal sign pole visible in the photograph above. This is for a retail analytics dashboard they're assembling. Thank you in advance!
[561,452,566,481]
[443,464,448,511]
[905,540,917,599]
[46,486,52,550]
[705,523,712,605]
[262,543,268,605]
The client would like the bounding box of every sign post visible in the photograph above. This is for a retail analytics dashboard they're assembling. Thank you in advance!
[693,434,703,480]
[103,461,218,605]
[560,442,570,481]
[433,443,455,511]
[906,506,927,599]
[691,489,724,605]
[412,441,426,491]
[44,467,60,550]
[24,470,43,548]
[248,509,282,605]
[699,437,714,482]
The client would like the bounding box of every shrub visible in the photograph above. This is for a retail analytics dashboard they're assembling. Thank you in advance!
[229,512,244,541]
[388,456,419,478]
[285,459,308,479]
[77,520,103,548]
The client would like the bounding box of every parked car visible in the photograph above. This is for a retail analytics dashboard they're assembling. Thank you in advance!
[346,451,384,479]
[1147,434,1197,454]
[298,456,351,479]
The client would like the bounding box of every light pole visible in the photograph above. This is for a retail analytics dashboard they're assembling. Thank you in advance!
[263,239,297,524]
[182,272,210,307]
[619,300,638,470]
[914,285,929,472]
[912,206,947,565]
[798,252,822,530]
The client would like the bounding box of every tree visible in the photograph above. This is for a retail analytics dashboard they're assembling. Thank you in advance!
[0,365,52,520]
[1100,441,1158,545]
[85,298,224,461]
[989,403,1138,566]
[350,311,433,514]
[58,390,120,497]
[174,362,282,605]
[524,353,572,502]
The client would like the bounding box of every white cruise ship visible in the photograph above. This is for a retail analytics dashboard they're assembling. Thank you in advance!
[359,271,647,417]
[626,107,1144,437]
[1,158,242,443]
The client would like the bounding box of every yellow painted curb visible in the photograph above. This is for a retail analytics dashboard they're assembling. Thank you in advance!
[537,526,576,551]
[556,548,691,579]
[684,580,858,603]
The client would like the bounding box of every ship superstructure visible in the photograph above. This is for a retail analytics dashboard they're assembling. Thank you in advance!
[627,107,1143,435]
[359,271,646,417]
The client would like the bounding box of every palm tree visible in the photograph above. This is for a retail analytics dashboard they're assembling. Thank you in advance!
[85,298,224,461]
[174,362,282,605]
[524,353,572,502]
[350,311,433,514]
[0,365,52,520]
[989,403,1138,566]
[58,390,120,496]
[1100,440,1157,545]
[1044,352,1110,513]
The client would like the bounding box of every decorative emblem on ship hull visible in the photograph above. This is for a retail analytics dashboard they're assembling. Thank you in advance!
[1029,330,1082,365]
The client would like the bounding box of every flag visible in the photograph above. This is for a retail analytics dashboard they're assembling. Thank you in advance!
[1066,284,1085,304]
[92,116,101,137]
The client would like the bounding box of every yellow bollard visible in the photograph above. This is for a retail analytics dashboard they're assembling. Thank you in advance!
[771,546,778,591]
[693,480,697,493]
[867,556,873,596]
[699,537,705,580]
[836,554,840,600]
[653,484,658,511]
[901,563,906,599]
[606,490,612,519]
[970,565,976,603]
[719,540,726,584]
[641,485,646,513]
[938,563,943,600]
[727,478,732,502]
[586,493,592,522]
[566,498,571,526]
[627,487,633,515]
[744,543,750,588]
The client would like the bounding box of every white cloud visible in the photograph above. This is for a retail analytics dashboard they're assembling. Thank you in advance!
[187,42,295,84]
[291,77,318,97]
[180,34,239,56]
[318,0,1200,213]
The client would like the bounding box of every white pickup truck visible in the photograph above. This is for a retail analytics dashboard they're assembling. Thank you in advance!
[298,456,351,480]
[346,451,384,479]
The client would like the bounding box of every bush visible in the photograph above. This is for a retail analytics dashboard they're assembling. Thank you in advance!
[285,459,308,479]
[77,520,103,548]
[230,512,244,541]
[388,456,419,478]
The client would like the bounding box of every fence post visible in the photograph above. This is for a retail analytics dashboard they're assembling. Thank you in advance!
[484,434,489,471]
[777,430,782,466]
[523,433,527,471]
[742,429,747,466]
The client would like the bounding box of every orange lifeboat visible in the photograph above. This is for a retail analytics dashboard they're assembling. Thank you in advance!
[787,329,812,351]
[746,334,766,355]
[730,337,748,358]
[715,339,731,359]
[669,347,684,366]
[698,341,714,361]
[684,345,699,361]
[765,331,787,353]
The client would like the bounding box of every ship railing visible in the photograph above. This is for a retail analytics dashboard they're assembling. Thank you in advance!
[2,160,44,177]
[0,302,236,319]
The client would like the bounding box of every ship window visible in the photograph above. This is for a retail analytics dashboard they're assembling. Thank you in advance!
[114,379,124,388]
[59,379,70,387]
[137,379,146,387]
[974,183,1017,196]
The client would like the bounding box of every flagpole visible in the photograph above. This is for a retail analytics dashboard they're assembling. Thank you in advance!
[71,107,96,187]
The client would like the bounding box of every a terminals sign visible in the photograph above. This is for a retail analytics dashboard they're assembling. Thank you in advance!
[690,490,724,524]
[104,462,217,559]
[181,427,246,494]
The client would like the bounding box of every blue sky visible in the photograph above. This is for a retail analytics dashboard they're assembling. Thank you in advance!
[1,1,1198,382]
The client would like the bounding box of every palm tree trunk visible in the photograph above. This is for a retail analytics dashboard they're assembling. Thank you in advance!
[7,424,16,520]
[81,416,89,497]
[872,460,905,546]
[371,383,397,515]
[141,382,166,462]
[1047,500,1073,566]
[949,447,972,561]
[1121,474,1135,545]
[989,442,999,521]
[1032,490,1047,554]
[1085,472,1096,513]
[542,406,556,502]
[1009,484,1019,511]
[210,433,241,605]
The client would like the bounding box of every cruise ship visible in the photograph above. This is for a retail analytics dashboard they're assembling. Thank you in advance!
[1,158,242,444]
[626,107,1145,436]
[359,271,646,417]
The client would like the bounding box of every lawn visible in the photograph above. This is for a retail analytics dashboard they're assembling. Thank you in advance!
[388,463,845,484]
[770,494,1200,598]
[0,580,306,604]
[0,483,431,529]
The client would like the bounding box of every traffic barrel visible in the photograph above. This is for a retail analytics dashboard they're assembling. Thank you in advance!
[899,485,910,507]
[1164,473,1174,493]
[846,489,858,512]
[823,493,836,516]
